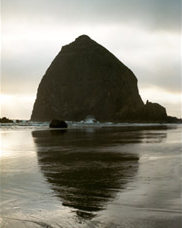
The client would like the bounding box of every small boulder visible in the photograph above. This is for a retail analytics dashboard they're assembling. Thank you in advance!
[49,119,68,128]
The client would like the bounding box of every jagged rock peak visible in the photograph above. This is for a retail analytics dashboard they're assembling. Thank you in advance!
[61,34,96,54]
[75,34,91,41]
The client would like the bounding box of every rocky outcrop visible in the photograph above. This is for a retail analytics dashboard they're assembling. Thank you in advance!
[0,117,13,123]
[31,35,144,122]
[167,116,182,123]
[142,101,167,121]
[31,35,177,123]
[116,100,168,122]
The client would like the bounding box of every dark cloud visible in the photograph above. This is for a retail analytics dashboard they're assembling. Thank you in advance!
[132,59,181,94]
[2,0,181,32]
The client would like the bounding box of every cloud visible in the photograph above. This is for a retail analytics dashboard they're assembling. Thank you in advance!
[1,22,181,96]
[0,94,35,119]
[95,25,181,93]
[2,0,181,32]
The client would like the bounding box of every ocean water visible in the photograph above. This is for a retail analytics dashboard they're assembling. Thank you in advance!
[0,122,182,228]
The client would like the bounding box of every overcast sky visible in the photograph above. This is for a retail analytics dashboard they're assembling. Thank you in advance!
[1,0,181,119]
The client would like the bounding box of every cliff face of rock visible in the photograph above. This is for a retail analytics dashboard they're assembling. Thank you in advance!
[31,35,168,122]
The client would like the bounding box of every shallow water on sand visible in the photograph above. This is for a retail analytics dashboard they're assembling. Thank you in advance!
[0,124,182,227]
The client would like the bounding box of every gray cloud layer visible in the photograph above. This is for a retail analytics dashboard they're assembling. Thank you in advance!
[2,0,181,32]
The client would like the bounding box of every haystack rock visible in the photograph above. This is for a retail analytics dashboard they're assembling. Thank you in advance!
[31,35,168,122]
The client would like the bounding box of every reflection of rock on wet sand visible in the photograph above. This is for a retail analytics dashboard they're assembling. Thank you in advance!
[32,127,167,220]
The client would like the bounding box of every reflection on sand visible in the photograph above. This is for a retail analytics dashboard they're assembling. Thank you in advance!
[32,126,167,220]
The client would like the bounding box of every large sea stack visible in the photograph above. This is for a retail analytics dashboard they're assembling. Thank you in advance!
[31,35,168,122]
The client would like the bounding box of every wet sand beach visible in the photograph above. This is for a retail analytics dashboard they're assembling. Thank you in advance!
[0,124,181,227]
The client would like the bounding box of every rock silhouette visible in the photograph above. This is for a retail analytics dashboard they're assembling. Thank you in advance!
[0,117,13,123]
[31,35,171,122]
[32,128,140,220]
[32,126,168,220]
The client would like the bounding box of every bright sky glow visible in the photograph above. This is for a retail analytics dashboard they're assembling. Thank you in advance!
[0,94,36,120]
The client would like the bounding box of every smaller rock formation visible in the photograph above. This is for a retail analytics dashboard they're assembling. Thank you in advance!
[49,119,68,128]
[136,100,167,122]
[167,116,182,123]
[142,100,167,121]
[116,100,168,122]
[0,117,13,123]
